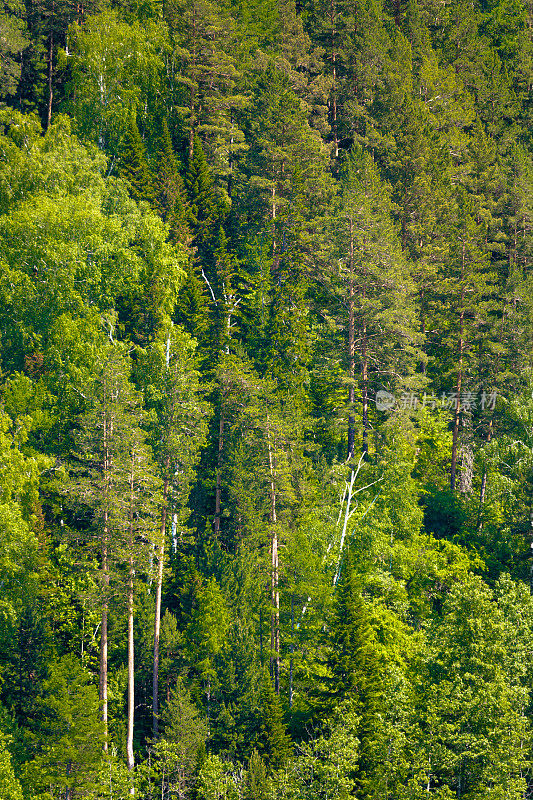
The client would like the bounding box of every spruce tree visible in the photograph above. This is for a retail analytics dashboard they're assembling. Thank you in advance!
[184,133,221,251]
[256,673,292,770]
[324,553,385,798]
[22,655,104,798]
[117,116,158,207]
[153,116,190,243]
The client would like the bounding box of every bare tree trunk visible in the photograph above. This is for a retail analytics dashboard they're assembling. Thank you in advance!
[267,418,280,694]
[272,180,278,272]
[270,529,280,694]
[46,29,53,130]
[259,606,263,667]
[100,408,111,751]
[477,419,493,531]
[394,0,401,25]
[420,286,426,375]
[330,0,338,159]
[188,7,197,158]
[214,407,224,536]
[127,463,135,793]
[152,468,169,739]
[347,216,356,460]
[289,583,295,708]
[153,338,179,738]
[100,539,109,752]
[361,298,368,456]
[451,241,466,491]
[450,319,464,491]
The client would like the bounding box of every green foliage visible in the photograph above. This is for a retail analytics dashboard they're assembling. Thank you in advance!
[255,674,292,770]
[0,0,28,98]
[196,753,241,800]
[68,10,167,154]
[0,0,533,797]
[117,116,158,207]
[21,655,104,798]
[417,575,531,798]
[0,732,23,800]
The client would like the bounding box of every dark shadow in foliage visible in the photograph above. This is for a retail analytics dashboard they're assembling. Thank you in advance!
[422,488,466,541]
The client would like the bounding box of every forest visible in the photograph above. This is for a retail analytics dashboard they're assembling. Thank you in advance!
[0,0,532,795]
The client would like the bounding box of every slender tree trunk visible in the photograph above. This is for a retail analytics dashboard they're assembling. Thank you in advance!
[46,28,53,130]
[127,462,135,792]
[152,468,169,739]
[289,583,295,708]
[214,405,224,536]
[477,419,493,531]
[361,351,368,455]
[348,216,356,460]
[100,536,109,752]
[394,0,401,26]
[451,241,466,491]
[228,117,234,199]
[420,286,426,375]
[100,408,111,752]
[188,7,197,158]
[361,284,368,455]
[450,317,464,491]
[267,417,280,694]
[330,0,338,159]
[270,529,280,694]
[272,178,278,272]
[259,606,263,668]
[153,338,179,739]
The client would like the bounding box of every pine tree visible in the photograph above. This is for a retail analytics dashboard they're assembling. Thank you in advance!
[431,187,497,491]
[67,344,160,753]
[328,145,422,457]
[136,326,208,738]
[163,0,246,179]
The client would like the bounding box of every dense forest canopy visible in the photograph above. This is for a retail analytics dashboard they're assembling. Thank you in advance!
[0,0,533,796]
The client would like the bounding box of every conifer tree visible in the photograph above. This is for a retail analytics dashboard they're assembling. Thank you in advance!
[153,115,190,243]
[328,146,421,457]
[22,655,104,799]
[163,0,246,176]
[322,552,386,798]
[185,133,221,251]
[418,575,530,797]
[0,0,28,99]
[256,673,292,770]
[432,188,497,490]
[67,344,159,754]
[136,326,208,738]
[118,116,158,207]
